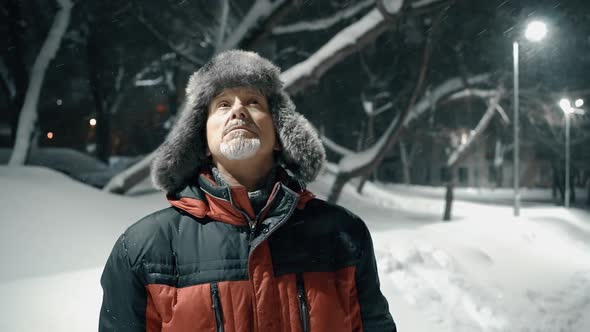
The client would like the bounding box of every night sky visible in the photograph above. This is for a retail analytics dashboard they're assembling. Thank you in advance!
[1,0,589,189]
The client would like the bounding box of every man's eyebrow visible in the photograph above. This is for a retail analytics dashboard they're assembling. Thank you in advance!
[213,91,229,101]
[244,90,265,98]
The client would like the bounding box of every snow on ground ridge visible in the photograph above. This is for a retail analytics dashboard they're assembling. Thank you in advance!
[1,165,590,332]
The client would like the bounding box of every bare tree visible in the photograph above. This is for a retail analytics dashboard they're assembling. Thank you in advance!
[2,0,29,145]
[399,138,419,184]
[9,0,74,165]
[272,0,374,35]
[282,0,446,95]
[218,0,299,52]
[325,72,492,203]
[104,0,298,193]
[104,0,448,194]
[442,89,504,221]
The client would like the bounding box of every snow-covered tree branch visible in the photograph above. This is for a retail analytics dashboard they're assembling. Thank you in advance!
[218,0,292,52]
[135,6,203,66]
[102,150,156,194]
[443,89,504,220]
[322,135,354,156]
[9,0,74,165]
[326,73,490,202]
[281,6,393,94]
[214,0,230,53]
[272,0,373,35]
[282,0,447,94]
[447,91,504,167]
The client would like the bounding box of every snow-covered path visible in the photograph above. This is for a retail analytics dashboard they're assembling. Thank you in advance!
[1,166,589,331]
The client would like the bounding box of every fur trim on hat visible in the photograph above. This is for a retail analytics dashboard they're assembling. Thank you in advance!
[151,50,325,193]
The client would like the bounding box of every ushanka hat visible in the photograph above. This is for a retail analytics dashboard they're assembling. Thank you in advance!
[151,50,326,193]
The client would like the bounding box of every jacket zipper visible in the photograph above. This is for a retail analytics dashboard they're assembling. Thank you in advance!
[248,218,256,245]
[210,282,224,332]
[296,273,310,332]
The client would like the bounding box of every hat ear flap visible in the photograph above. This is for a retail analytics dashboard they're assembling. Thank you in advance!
[273,92,325,183]
[150,103,209,193]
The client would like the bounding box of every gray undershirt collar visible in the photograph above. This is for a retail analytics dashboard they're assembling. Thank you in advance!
[211,166,277,215]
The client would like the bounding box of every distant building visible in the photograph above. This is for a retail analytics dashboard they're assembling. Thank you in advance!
[379,132,553,188]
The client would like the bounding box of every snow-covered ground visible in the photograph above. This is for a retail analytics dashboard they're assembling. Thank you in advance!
[1,166,589,331]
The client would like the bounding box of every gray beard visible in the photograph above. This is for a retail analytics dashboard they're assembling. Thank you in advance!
[219,134,261,160]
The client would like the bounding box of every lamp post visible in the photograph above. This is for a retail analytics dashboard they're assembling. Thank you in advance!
[558,98,585,208]
[513,20,548,217]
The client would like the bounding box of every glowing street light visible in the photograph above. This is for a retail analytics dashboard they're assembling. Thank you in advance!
[559,97,585,208]
[89,118,97,126]
[559,98,572,113]
[512,20,548,217]
[47,132,54,139]
[524,21,548,42]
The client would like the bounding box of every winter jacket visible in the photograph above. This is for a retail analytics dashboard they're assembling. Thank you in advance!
[99,171,396,332]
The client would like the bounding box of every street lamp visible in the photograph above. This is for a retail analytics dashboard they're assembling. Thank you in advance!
[513,20,548,217]
[558,97,585,208]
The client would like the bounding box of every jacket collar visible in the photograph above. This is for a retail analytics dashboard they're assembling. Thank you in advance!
[167,168,314,226]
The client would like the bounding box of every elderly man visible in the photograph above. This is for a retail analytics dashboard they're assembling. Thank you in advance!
[99,50,396,332]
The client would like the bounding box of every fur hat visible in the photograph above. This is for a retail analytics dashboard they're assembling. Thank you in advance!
[151,50,326,193]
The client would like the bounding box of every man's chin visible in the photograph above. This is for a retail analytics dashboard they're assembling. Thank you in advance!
[219,139,261,160]
[221,150,260,160]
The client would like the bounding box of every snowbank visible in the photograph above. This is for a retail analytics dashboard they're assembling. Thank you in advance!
[0,166,167,282]
[1,165,589,331]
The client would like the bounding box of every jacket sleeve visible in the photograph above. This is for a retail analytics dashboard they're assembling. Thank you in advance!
[99,234,153,332]
[355,222,397,332]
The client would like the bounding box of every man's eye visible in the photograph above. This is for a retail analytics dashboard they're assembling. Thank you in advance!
[248,99,259,105]
[218,102,230,108]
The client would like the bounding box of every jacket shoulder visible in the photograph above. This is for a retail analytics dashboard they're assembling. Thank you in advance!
[118,207,184,268]
[298,198,367,234]
[303,198,363,221]
[126,207,182,239]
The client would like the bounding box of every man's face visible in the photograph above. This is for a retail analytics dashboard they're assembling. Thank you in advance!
[206,87,277,162]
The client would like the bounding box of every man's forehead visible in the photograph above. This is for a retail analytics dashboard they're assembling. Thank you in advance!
[213,87,265,99]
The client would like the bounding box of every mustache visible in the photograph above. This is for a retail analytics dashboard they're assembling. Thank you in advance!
[223,119,257,136]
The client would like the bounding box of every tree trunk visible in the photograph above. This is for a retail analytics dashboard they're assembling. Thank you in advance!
[356,175,368,194]
[493,139,503,187]
[442,92,503,219]
[87,26,111,163]
[5,0,29,146]
[570,172,576,204]
[400,139,411,184]
[102,151,156,194]
[327,174,348,203]
[553,162,565,204]
[443,166,456,221]
[8,0,74,165]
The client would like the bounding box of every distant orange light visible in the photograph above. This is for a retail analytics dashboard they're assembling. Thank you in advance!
[155,103,167,113]
[47,132,54,139]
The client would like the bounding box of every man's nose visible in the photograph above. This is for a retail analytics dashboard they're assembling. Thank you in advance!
[230,100,247,119]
